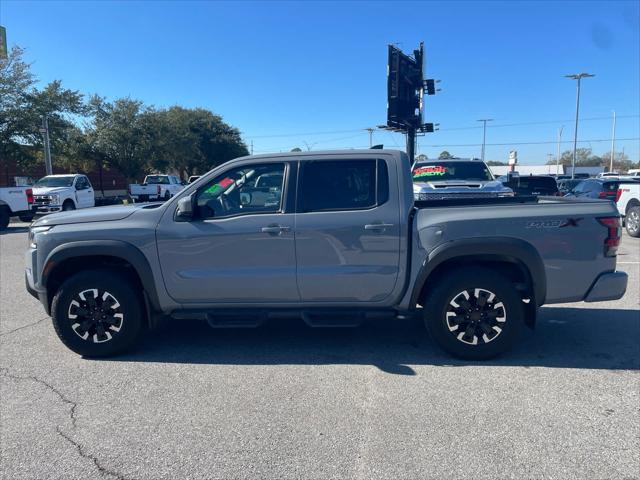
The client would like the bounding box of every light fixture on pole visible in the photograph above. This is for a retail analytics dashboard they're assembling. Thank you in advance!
[477,118,493,162]
[365,127,376,148]
[564,73,595,179]
[556,126,563,175]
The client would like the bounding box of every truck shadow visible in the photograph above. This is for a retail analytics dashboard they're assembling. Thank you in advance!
[108,306,640,374]
[0,226,30,235]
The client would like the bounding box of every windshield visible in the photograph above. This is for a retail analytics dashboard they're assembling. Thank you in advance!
[412,162,493,182]
[34,176,75,188]
[145,175,170,184]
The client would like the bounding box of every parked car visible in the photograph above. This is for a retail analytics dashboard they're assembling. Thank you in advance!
[557,179,583,196]
[0,186,34,229]
[129,175,185,202]
[497,175,560,196]
[26,149,627,360]
[616,182,640,237]
[565,178,633,201]
[187,175,201,184]
[412,158,513,200]
[32,174,95,214]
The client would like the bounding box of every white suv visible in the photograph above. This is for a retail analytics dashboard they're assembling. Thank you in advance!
[32,174,95,214]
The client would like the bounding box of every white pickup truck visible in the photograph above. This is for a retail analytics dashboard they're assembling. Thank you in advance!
[32,174,95,214]
[129,175,185,202]
[0,186,34,230]
[617,182,640,237]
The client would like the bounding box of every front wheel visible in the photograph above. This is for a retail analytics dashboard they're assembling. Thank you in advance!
[423,267,524,360]
[625,206,640,238]
[51,270,144,357]
[62,200,76,211]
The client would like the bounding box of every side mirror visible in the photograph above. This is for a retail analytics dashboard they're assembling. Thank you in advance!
[176,195,194,221]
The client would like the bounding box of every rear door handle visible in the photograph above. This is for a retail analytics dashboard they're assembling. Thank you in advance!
[261,225,291,234]
[364,223,394,231]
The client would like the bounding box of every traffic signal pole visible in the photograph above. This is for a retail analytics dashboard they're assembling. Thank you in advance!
[406,127,416,164]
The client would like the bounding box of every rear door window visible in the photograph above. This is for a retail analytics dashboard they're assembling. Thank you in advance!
[298,159,388,212]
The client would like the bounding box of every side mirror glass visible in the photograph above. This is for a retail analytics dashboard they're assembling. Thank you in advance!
[176,195,194,220]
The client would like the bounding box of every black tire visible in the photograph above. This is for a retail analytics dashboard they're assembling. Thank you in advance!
[51,270,144,357]
[0,208,9,230]
[164,191,171,201]
[625,206,640,238]
[423,267,524,360]
[62,200,76,211]
[19,215,34,223]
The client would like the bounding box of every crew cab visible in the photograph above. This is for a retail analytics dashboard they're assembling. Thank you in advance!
[129,175,184,202]
[32,174,95,214]
[412,158,513,200]
[617,183,640,237]
[0,186,34,229]
[25,150,627,360]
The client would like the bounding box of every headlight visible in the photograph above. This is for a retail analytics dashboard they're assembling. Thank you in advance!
[50,194,60,205]
[28,226,51,249]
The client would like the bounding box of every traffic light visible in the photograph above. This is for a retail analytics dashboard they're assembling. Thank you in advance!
[424,79,436,96]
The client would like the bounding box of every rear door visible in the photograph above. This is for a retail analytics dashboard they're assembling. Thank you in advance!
[294,157,401,303]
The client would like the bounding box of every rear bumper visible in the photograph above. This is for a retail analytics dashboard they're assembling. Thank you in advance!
[584,271,628,302]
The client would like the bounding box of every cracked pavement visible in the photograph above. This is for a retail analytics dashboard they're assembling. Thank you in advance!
[1,221,639,479]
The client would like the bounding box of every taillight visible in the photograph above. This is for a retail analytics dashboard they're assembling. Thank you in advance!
[615,188,623,202]
[598,191,616,199]
[597,217,621,257]
[26,188,33,204]
[157,185,161,195]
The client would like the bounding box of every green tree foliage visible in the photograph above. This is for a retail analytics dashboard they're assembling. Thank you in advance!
[486,161,507,166]
[546,148,633,172]
[0,46,86,172]
[415,154,428,161]
[438,151,454,159]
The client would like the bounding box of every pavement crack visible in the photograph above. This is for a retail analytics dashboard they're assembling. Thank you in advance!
[0,367,135,480]
[0,316,48,337]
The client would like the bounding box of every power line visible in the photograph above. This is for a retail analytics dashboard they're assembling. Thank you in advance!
[418,137,640,148]
[243,114,640,139]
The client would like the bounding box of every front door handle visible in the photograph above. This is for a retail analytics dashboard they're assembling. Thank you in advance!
[261,224,291,234]
[364,223,394,231]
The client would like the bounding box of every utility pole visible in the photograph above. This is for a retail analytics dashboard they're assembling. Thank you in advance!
[557,126,563,175]
[40,115,53,176]
[565,73,595,179]
[406,128,416,164]
[610,110,616,173]
[250,140,254,155]
[477,119,493,161]
[365,127,375,148]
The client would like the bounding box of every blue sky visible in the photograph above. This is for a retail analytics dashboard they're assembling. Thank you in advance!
[2,0,639,164]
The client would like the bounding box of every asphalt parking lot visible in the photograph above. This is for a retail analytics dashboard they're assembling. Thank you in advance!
[1,221,639,480]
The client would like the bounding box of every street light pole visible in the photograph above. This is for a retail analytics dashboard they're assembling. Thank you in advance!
[556,126,563,175]
[40,115,53,176]
[610,110,616,173]
[565,73,594,179]
[477,118,493,162]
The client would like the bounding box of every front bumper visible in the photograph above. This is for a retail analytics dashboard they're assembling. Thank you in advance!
[34,205,62,214]
[25,248,50,314]
[584,271,628,302]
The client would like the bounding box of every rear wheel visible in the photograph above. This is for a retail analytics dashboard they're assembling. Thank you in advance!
[19,215,34,222]
[51,270,144,357]
[423,267,524,360]
[164,190,171,201]
[625,206,640,238]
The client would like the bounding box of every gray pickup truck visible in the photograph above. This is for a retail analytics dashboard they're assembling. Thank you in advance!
[25,150,628,359]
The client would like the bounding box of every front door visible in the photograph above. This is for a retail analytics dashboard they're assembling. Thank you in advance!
[294,158,401,303]
[74,176,94,208]
[156,161,300,304]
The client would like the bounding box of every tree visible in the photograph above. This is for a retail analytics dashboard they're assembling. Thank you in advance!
[415,154,428,161]
[89,96,159,182]
[0,46,86,172]
[438,151,454,159]
[290,147,302,152]
[486,161,507,166]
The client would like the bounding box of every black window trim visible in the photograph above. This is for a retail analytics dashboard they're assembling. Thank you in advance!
[191,161,290,221]
[295,157,389,214]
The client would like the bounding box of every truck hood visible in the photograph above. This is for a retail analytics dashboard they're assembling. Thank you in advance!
[33,204,143,227]
[413,179,507,191]
[32,187,73,195]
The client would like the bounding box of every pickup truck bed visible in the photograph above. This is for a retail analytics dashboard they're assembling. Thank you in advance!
[25,149,627,360]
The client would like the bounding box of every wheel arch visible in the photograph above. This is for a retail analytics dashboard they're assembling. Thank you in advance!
[42,241,161,316]
[625,198,640,214]
[411,237,546,310]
